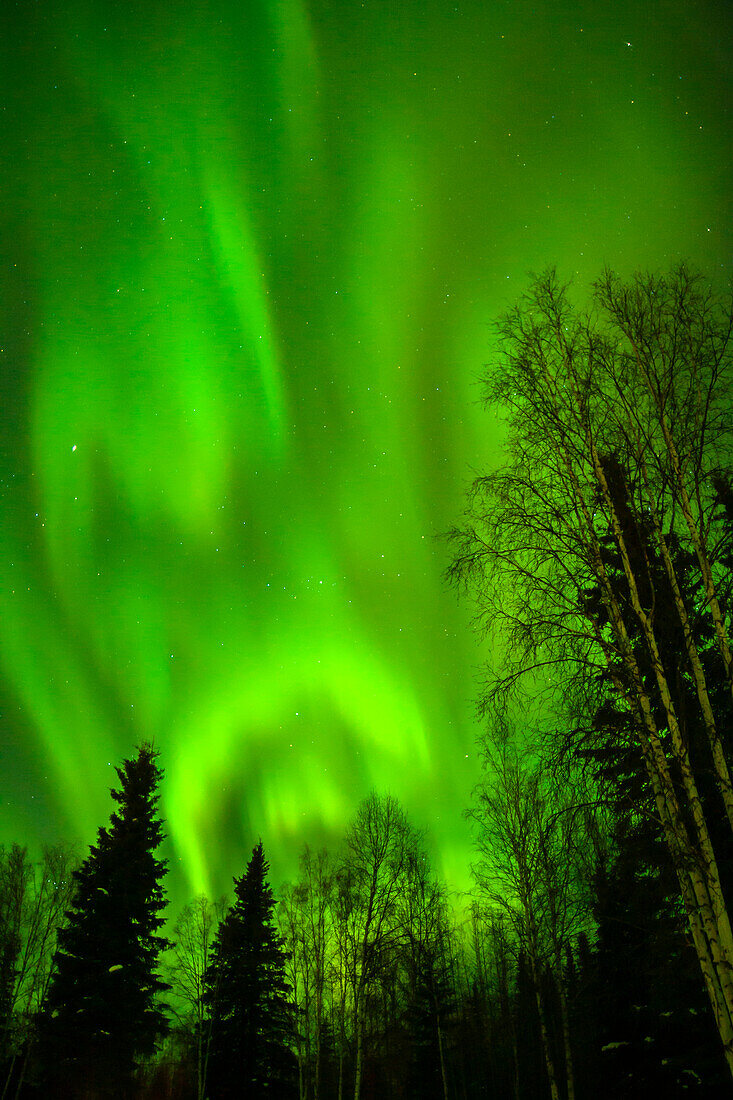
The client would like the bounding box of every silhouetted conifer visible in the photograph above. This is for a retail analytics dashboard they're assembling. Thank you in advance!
[204,841,296,1099]
[39,743,169,1098]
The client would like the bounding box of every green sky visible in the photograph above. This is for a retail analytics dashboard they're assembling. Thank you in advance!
[1,0,730,904]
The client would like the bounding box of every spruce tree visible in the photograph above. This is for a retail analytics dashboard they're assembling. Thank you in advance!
[39,743,170,1097]
[204,841,296,1098]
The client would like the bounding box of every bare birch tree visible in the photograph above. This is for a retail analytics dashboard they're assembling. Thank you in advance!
[468,731,586,1100]
[449,266,733,1077]
[165,894,225,1100]
[400,847,453,1100]
[0,843,76,1100]
[279,846,334,1100]
[340,792,414,1100]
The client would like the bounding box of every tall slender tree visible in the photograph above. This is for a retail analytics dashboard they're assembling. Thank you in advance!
[38,743,170,1098]
[400,849,454,1100]
[279,846,334,1100]
[449,266,733,1078]
[166,894,225,1100]
[469,731,583,1100]
[339,792,414,1100]
[0,843,76,1100]
[204,841,296,1099]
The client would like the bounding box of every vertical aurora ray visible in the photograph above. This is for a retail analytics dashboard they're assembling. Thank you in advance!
[1,0,730,902]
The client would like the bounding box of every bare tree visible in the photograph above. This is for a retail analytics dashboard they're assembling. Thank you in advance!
[279,883,309,1099]
[280,847,335,1100]
[339,792,414,1100]
[166,894,225,1100]
[449,266,733,1076]
[469,731,586,1100]
[0,843,76,1100]
[400,847,453,1100]
[456,903,522,1100]
[329,866,357,1100]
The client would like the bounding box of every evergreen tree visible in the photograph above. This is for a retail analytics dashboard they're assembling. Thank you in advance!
[204,841,296,1099]
[39,743,170,1098]
[587,829,718,1098]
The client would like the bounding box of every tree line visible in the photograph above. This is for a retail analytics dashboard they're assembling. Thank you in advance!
[0,264,730,1098]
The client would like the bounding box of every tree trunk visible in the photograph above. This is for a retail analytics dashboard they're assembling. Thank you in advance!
[523,904,560,1100]
[598,620,733,1075]
[353,1001,364,1100]
[592,446,733,1007]
[556,974,575,1100]
[646,500,733,831]
[554,424,733,1078]
[531,970,560,1100]
[2,1053,16,1100]
[197,1027,203,1100]
[432,984,450,1100]
[298,1052,306,1100]
[314,984,322,1100]
[630,341,733,698]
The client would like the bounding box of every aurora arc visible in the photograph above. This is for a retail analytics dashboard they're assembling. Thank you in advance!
[1,0,730,904]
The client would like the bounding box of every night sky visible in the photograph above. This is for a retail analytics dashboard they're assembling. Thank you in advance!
[1,0,730,905]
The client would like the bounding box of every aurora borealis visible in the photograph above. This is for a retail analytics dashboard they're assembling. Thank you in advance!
[1,0,731,905]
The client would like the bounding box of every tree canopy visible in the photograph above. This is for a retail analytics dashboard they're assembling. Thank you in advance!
[449,265,733,1078]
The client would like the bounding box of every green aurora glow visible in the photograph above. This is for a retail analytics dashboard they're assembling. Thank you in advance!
[1,0,731,903]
